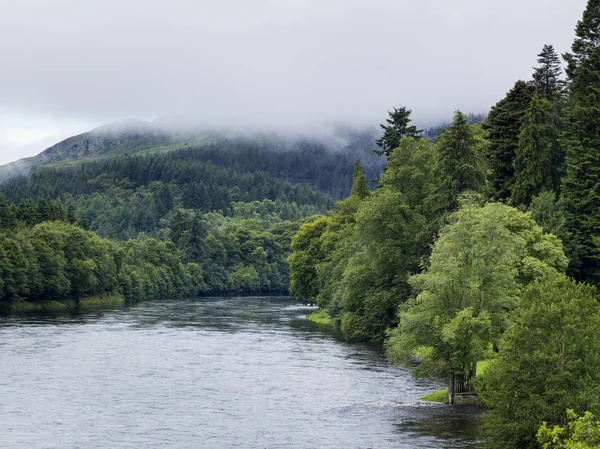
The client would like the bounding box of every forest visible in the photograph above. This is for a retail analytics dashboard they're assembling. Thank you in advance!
[3,0,600,447]
[289,1,600,447]
[0,126,393,303]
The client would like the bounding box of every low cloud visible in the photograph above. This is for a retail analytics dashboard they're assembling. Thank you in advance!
[0,0,588,163]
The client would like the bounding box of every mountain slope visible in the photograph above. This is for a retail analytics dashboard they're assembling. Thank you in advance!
[0,119,385,199]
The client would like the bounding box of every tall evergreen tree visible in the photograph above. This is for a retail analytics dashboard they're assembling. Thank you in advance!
[532,44,567,101]
[374,107,423,157]
[429,112,487,217]
[561,0,600,282]
[483,81,536,201]
[510,95,554,206]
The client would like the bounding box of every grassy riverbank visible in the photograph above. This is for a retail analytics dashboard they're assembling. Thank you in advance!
[307,308,332,326]
[420,360,491,403]
[0,293,125,313]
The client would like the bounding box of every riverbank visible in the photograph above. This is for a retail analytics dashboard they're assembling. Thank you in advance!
[0,293,125,313]
[307,308,332,325]
[420,360,491,403]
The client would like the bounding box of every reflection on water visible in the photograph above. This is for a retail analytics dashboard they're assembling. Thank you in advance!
[0,296,483,448]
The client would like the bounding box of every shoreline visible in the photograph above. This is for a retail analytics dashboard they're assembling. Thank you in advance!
[0,293,126,313]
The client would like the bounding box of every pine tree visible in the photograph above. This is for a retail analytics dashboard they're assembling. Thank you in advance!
[561,0,600,282]
[430,112,486,215]
[532,44,566,101]
[483,81,536,201]
[510,95,554,206]
[375,107,423,156]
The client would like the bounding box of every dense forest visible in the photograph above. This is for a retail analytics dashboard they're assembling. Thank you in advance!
[4,0,600,446]
[289,1,600,447]
[0,131,389,301]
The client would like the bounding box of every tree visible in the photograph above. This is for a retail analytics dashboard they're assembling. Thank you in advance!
[350,159,369,199]
[537,410,600,449]
[510,95,555,206]
[478,274,600,449]
[561,0,600,283]
[532,44,566,101]
[317,139,433,339]
[428,112,487,218]
[483,81,537,201]
[337,187,426,341]
[374,107,423,156]
[288,217,330,303]
[386,202,568,403]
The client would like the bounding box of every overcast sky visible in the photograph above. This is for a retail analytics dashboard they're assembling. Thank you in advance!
[0,0,589,165]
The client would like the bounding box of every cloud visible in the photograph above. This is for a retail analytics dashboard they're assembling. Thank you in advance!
[0,0,589,163]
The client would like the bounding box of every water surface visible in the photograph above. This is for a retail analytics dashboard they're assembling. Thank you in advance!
[0,296,482,448]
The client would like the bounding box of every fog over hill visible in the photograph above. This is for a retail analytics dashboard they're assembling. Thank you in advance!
[0,0,587,165]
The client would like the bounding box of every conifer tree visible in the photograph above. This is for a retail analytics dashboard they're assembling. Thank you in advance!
[532,44,567,101]
[429,112,486,216]
[375,107,423,157]
[483,81,536,201]
[510,95,554,206]
[561,0,600,282]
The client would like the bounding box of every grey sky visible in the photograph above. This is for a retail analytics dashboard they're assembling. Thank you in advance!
[0,0,589,164]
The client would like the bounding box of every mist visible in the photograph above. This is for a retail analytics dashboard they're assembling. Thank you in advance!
[0,0,589,164]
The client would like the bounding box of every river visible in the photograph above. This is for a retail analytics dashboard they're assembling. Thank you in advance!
[0,296,483,448]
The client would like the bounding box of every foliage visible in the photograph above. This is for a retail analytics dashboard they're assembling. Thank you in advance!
[289,217,329,303]
[537,410,600,449]
[374,107,423,156]
[477,274,600,449]
[428,112,487,222]
[483,81,537,201]
[561,0,600,283]
[532,44,567,101]
[386,202,568,390]
[511,95,555,206]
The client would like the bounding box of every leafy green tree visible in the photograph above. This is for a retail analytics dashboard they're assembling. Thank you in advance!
[336,188,425,341]
[375,107,423,156]
[511,95,555,206]
[561,0,600,282]
[537,410,600,449]
[386,202,568,402]
[532,44,567,101]
[288,217,329,303]
[483,81,537,201]
[378,137,435,212]
[478,274,600,449]
[350,159,369,199]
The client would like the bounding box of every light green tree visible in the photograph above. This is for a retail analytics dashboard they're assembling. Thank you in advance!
[386,202,568,402]
[538,410,600,449]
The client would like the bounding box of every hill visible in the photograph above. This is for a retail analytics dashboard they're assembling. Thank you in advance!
[0,119,385,200]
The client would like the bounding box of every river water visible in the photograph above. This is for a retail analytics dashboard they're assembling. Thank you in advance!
[0,296,483,448]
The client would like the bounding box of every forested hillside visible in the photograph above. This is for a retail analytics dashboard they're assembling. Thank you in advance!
[290,1,600,447]
[0,125,388,301]
[0,124,385,199]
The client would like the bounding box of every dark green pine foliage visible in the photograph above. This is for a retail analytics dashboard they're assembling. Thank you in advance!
[374,107,423,156]
[430,111,486,216]
[350,159,370,199]
[510,95,554,206]
[483,81,537,201]
[562,0,600,282]
[532,44,567,101]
